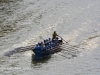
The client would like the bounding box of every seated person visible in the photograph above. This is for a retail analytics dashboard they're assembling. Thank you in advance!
[49,38,52,42]
[48,41,53,49]
[33,44,41,54]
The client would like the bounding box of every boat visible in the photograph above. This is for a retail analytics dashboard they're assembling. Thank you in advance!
[32,38,63,60]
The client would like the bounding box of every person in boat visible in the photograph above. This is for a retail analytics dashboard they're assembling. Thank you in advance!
[47,39,50,45]
[49,41,53,49]
[45,38,53,49]
[41,42,44,50]
[52,31,58,40]
[48,38,53,49]
[34,44,41,53]
[44,40,50,51]
[52,39,56,46]
[55,37,58,45]
[43,45,47,51]
[44,40,46,44]
[49,38,52,42]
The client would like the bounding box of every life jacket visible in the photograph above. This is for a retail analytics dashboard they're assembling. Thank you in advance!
[43,45,47,51]
[49,42,53,48]
[52,39,58,46]
[55,39,58,45]
[49,38,52,42]
[35,45,41,52]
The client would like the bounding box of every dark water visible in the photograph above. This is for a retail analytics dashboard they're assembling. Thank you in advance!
[0,0,100,75]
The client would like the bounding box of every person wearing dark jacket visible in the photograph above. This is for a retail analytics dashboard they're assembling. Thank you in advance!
[52,31,58,39]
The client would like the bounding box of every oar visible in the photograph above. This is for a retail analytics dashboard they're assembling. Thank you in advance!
[57,35,68,43]
[57,53,68,58]
[58,35,82,49]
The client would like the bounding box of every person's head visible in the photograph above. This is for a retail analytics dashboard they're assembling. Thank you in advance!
[56,37,58,39]
[52,39,55,42]
[49,38,51,40]
[54,31,56,33]
[38,42,40,45]
[46,39,48,41]
[38,42,41,46]
[50,41,52,43]
[36,44,38,46]
[44,40,46,43]
[41,42,43,44]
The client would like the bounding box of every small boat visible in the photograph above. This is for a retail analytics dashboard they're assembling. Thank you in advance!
[32,38,63,60]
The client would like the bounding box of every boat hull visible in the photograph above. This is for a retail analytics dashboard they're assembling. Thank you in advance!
[32,40,63,60]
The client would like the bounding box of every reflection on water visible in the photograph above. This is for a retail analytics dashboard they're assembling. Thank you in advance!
[31,55,51,63]
[31,54,51,66]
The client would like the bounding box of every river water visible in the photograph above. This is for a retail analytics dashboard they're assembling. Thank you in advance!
[0,0,100,75]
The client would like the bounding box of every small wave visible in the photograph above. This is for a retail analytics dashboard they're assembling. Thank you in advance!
[78,33,100,50]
